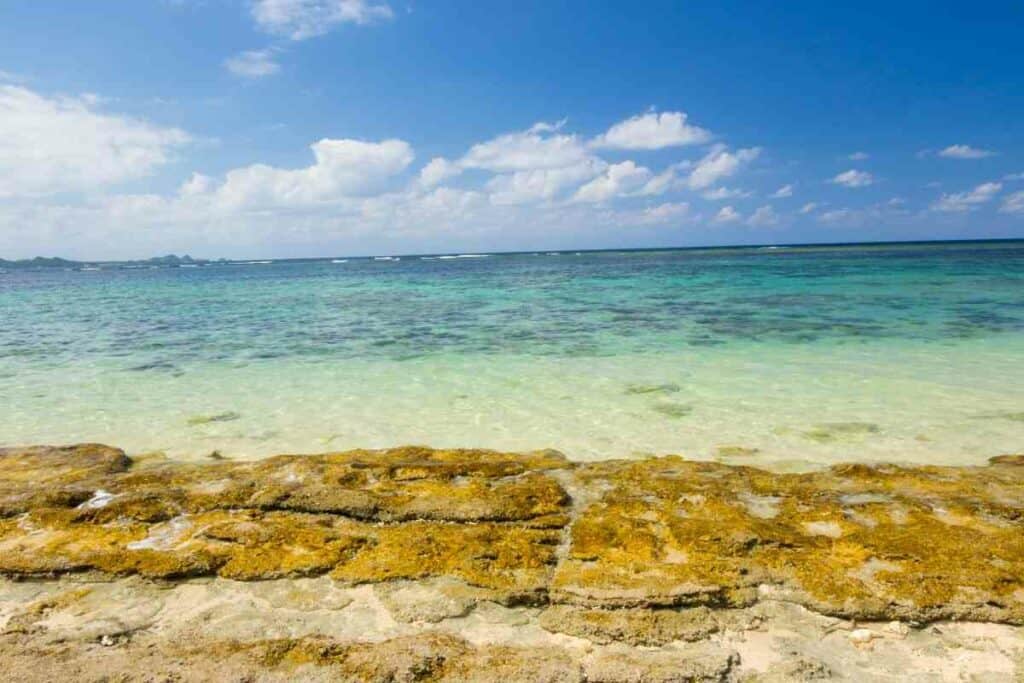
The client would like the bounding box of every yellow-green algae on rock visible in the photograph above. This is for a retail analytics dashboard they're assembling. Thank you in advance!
[554,456,1024,623]
[3,444,1024,680]
[0,445,568,599]
[2,444,1024,623]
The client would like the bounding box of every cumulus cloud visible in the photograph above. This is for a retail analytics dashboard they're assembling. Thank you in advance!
[930,182,1002,212]
[0,104,772,258]
[418,157,461,188]
[0,84,190,198]
[1003,172,1024,181]
[1001,191,1024,214]
[848,152,869,161]
[685,145,760,190]
[459,123,591,173]
[224,49,281,78]
[0,69,27,84]
[487,160,605,205]
[251,0,393,40]
[812,199,909,227]
[713,206,740,223]
[636,162,689,196]
[634,202,692,225]
[701,186,749,200]
[591,111,711,150]
[799,202,818,214]
[770,184,793,198]
[361,186,488,230]
[214,137,414,208]
[179,172,212,197]
[818,208,855,224]
[938,144,995,160]
[572,161,652,203]
[746,205,778,227]
[831,169,873,188]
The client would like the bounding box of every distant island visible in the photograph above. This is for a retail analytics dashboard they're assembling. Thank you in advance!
[0,254,216,270]
[0,256,81,269]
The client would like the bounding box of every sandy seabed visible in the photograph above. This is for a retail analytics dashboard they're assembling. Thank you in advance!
[1,443,1023,681]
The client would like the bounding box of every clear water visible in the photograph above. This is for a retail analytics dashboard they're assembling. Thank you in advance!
[3,241,1024,469]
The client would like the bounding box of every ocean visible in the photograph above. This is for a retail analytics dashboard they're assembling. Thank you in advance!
[3,240,1023,469]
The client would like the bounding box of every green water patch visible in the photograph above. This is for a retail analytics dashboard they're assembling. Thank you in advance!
[624,383,681,396]
[127,360,185,377]
[651,402,693,418]
[248,430,281,442]
[974,411,1024,423]
[798,422,881,443]
[716,445,761,457]
[186,411,242,426]
[774,422,882,443]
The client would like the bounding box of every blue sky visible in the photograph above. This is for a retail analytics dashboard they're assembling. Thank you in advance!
[1,1,1022,259]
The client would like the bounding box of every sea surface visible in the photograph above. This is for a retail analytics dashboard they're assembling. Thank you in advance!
[3,241,1024,469]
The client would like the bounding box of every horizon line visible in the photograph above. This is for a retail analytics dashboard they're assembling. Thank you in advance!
[4,235,1024,266]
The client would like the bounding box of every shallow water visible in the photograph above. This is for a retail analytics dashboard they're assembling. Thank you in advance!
[3,241,1024,467]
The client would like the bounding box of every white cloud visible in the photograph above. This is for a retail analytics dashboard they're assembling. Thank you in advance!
[0,84,190,198]
[0,69,28,84]
[930,182,1002,213]
[0,107,772,259]
[251,0,393,40]
[999,190,1024,214]
[591,111,711,150]
[572,161,651,203]
[938,144,995,160]
[527,119,568,134]
[685,145,760,190]
[701,186,749,201]
[636,162,689,196]
[224,49,281,78]
[848,152,869,161]
[215,137,413,207]
[1004,172,1024,181]
[799,202,818,214]
[487,160,605,205]
[818,208,854,224]
[770,184,793,198]
[459,123,590,173]
[713,206,740,223]
[746,205,778,227]
[361,186,488,229]
[179,172,212,197]
[423,121,758,206]
[635,202,691,224]
[831,169,874,188]
[813,200,909,227]
[427,119,611,205]
[418,157,461,188]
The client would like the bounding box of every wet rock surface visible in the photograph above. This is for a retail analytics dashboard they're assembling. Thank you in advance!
[1,443,1024,680]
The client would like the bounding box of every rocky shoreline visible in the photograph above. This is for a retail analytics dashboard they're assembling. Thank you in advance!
[1,444,1023,681]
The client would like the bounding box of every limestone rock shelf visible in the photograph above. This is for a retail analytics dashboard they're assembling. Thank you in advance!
[1,444,1023,681]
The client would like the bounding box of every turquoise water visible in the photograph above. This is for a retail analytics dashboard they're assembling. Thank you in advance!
[3,241,1024,468]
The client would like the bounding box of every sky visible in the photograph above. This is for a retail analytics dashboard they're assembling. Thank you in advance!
[1,1,1022,260]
